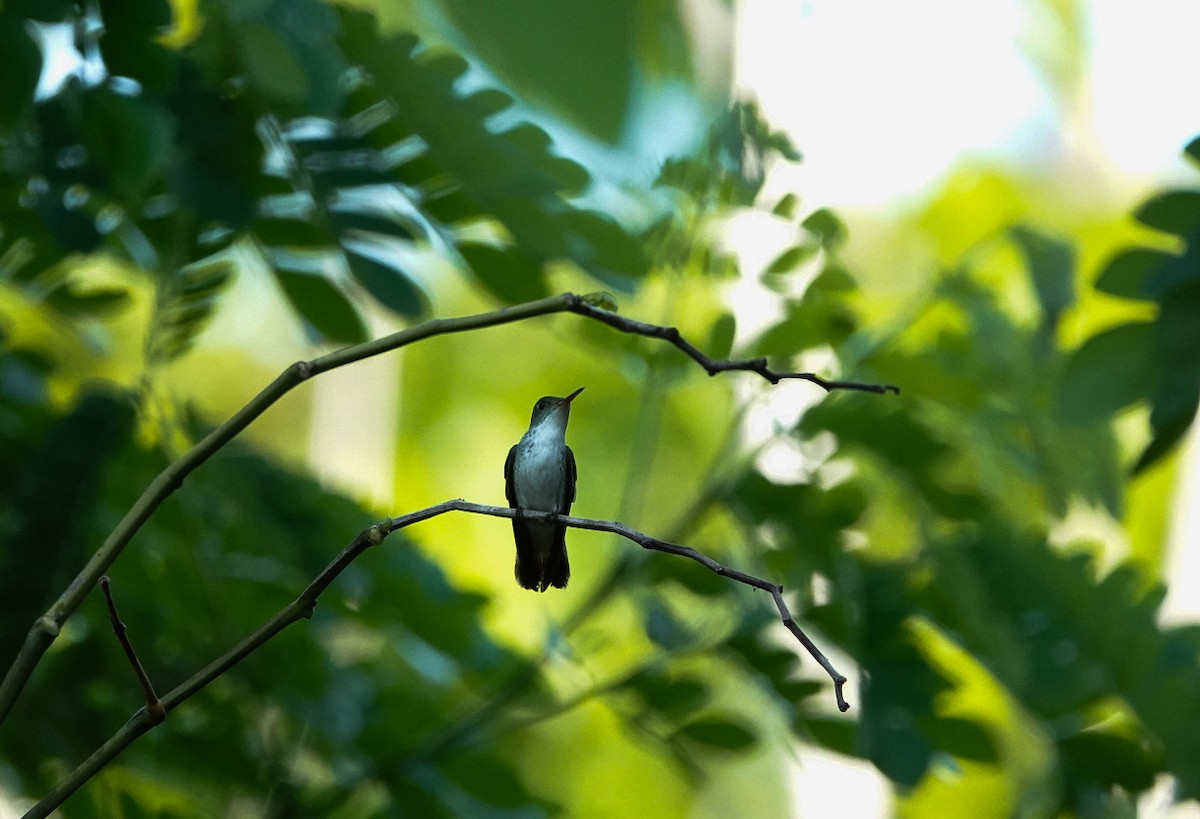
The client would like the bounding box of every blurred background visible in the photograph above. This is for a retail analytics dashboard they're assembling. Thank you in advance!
[1,0,1198,816]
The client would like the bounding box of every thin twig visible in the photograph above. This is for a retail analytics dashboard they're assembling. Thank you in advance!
[98,577,165,724]
[0,292,892,726]
[25,500,848,818]
[567,300,900,395]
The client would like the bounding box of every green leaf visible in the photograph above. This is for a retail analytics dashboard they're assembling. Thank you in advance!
[643,600,694,650]
[560,209,648,282]
[1056,322,1157,424]
[253,217,330,249]
[168,74,263,226]
[1135,190,1200,237]
[331,210,419,242]
[801,716,859,756]
[814,263,857,292]
[919,716,998,763]
[440,752,532,809]
[149,259,235,363]
[1156,281,1200,376]
[1094,248,1172,300]
[96,0,178,93]
[419,188,482,225]
[753,287,856,357]
[625,669,711,720]
[772,193,799,219]
[542,156,591,197]
[1136,283,1200,471]
[345,251,426,319]
[464,88,514,117]
[418,51,471,87]
[458,243,548,304]
[5,0,73,22]
[273,268,367,343]
[1135,391,1199,474]
[499,122,554,156]
[675,716,758,752]
[649,554,730,596]
[778,679,825,703]
[802,208,847,248]
[1010,225,1075,317]
[0,15,42,126]
[1185,135,1200,169]
[1059,730,1160,792]
[45,286,131,318]
[236,22,309,103]
[706,312,736,360]
[439,0,639,143]
[763,244,818,276]
[81,89,175,200]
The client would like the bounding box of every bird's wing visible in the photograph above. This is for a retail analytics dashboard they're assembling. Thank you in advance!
[504,445,518,507]
[563,445,577,510]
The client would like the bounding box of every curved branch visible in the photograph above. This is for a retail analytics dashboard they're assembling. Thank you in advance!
[0,292,888,726]
[24,500,848,818]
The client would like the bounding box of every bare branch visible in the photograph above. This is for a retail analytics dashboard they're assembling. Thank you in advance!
[1,292,890,726]
[567,299,900,395]
[98,577,165,724]
[25,500,848,818]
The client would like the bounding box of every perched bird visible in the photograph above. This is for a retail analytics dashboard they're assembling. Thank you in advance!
[505,388,583,591]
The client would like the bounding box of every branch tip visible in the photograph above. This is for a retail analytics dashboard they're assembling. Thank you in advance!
[99,575,164,724]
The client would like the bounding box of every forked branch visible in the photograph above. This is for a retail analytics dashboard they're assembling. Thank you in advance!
[0,292,892,726]
[24,501,849,818]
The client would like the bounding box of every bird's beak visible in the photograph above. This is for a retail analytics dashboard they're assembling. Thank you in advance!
[561,387,585,406]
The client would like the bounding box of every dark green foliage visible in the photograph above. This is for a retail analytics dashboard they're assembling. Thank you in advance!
[95,0,177,94]
[1056,321,1158,423]
[772,236,1196,808]
[654,100,800,213]
[0,391,551,816]
[754,267,857,357]
[0,12,42,127]
[459,243,549,303]
[0,2,646,359]
[146,258,234,362]
[1068,135,1200,470]
[678,200,1197,810]
[0,379,137,668]
[439,0,638,143]
[923,529,1200,802]
[674,715,758,752]
[2,3,1197,814]
[274,267,368,344]
[335,9,647,293]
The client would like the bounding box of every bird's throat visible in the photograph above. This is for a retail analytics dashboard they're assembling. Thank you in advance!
[512,426,568,514]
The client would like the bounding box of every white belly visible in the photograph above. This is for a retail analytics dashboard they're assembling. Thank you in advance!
[513,443,567,512]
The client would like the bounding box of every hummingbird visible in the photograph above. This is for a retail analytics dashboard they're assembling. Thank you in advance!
[505,387,583,592]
